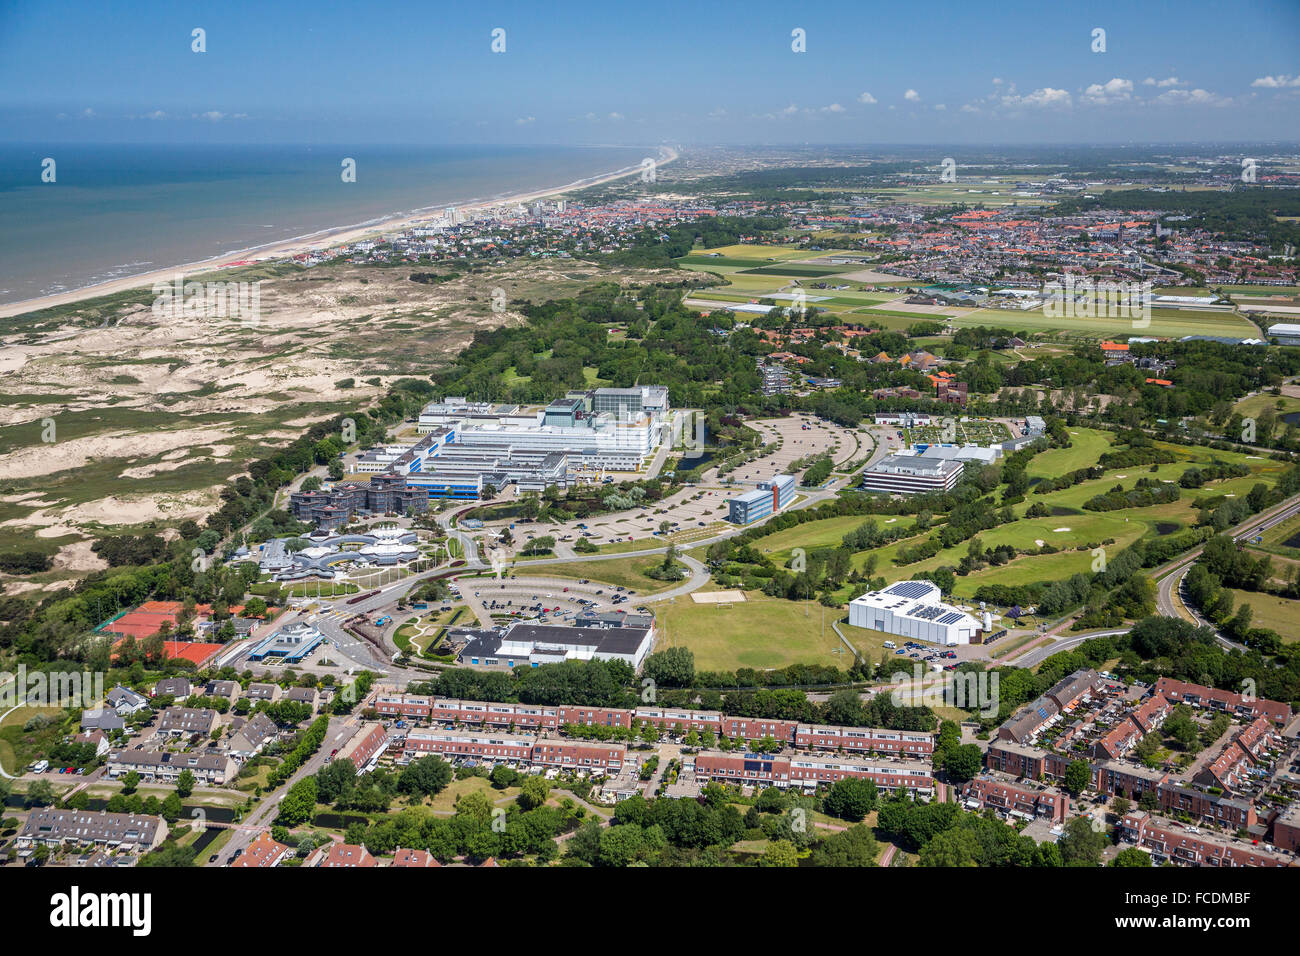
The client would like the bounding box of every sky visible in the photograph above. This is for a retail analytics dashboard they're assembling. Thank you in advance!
[1,0,1298,146]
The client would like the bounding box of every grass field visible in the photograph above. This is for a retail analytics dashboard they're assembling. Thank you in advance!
[528,556,684,595]
[953,306,1257,340]
[656,594,847,670]
[1228,589,1300,640]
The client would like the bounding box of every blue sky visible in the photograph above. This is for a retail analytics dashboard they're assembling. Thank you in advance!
[1,0,1298,144]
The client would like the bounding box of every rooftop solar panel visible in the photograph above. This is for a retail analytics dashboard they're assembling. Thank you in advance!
[886,581,932,599]
[938,612,963,625]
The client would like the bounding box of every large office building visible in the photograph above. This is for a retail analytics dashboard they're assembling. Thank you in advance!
[860,452,964,495]
[727,473,796,524]
[847,580,984,646]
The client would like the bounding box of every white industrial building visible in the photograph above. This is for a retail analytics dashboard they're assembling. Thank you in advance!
[848,580,985,646]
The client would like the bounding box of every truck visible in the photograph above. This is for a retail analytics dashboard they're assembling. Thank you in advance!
[32,760,48,773]
[883,641,896,649]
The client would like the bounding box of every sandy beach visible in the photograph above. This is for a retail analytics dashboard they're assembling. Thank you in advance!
[0,145,678,321]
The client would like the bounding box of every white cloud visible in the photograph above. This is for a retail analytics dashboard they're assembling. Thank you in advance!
[991,77,1003,86]
[515,116,535,125]
[1082,77,1134,105]
[821,102,845,113]
[903,89,920,102]
[144,110,168,120]
[608,112,624,121]
[991,87,1073,110]
[1251,74,1300,88]
[934,103,946,111]
[1152,87,1230,107]
[196,110,225,121]
[1143,76,1184,88]
[857,91,877,104]
[960,103,980,113]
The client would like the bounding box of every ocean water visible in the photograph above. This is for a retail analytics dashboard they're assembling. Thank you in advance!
[0,143,645,305]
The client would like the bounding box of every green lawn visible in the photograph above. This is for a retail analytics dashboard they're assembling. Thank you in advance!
[658,594,847,670]
[1227,589,1300,640]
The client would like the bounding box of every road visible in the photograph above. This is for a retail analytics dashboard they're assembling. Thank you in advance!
[214,714,359,865]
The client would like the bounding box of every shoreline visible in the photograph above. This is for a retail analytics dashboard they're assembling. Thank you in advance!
[0,145,677,320]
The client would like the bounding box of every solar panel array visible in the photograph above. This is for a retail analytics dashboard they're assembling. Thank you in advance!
[885,580,932,599]
[909,604,950,622]
[938,612,964,625]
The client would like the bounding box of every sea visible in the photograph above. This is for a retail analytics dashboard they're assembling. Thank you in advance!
[0,143,647,305]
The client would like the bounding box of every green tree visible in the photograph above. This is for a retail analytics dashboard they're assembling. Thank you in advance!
[760,839,799,867]
[518,776,551,811]
[277,777,317,827]
[1111,847,1152,867]
[1062,759,1092,797]
[175,769,196,798]
[1058,816,1108,867]
[121,771,141,795]
[822,777,878,822]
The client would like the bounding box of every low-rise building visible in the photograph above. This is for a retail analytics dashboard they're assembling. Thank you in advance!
[17,809,168,855]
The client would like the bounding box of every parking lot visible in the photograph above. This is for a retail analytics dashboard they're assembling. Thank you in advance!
[473,415,870,553]
[460,575,646,625]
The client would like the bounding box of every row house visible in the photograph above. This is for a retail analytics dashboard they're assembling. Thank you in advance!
[232,831,292,868]
[962,776,1070,824]
[1152,678,1291,726]
[692,751,933,794]
[1119,812,1291,867]
[530,740,625,774]
[107,749,237,786]
[794,724,935,756]
[721,716,799,744]
[558,705,634,730]
[1131,693,1171,734]
[1158,783,1257,830]
[404,730,534,763]
[337,722,390,773]
[1235,716,1280,761]
[1096,717,1144,760]
[156,707,218,737]
[1199,742,1253,792]
[402,729,624,774]
[634,707,724,735]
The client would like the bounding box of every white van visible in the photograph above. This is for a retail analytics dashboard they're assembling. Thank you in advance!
[32,760,48,773]
[883,641,896,649]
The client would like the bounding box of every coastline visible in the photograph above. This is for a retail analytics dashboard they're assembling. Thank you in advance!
[0,145,677,321]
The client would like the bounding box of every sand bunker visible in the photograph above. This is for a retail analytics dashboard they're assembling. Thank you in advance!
[692,590,746,604]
